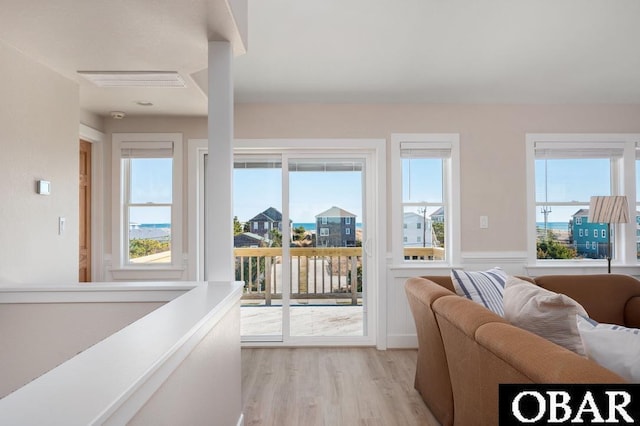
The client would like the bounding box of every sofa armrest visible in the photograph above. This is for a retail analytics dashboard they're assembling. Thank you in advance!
[625,296,640,328]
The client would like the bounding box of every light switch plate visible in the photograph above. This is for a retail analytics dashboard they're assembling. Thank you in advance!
[480,215,489,229]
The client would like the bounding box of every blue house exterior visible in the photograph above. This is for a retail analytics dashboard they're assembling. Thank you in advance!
[571,209,608,259]
[572,209,640,259]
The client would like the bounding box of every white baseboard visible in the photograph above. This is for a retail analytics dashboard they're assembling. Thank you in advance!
[386,334,418,349]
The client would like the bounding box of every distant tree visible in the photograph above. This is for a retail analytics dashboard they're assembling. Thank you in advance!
[130,239,170,259]
[432,222,445,247]
[233,216,243,235]
[243,222,250,233]
[292,226,306,241]
[269,229,282,247]
[537,231,576,259]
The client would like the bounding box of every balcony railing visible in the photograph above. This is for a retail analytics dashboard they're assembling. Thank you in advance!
[235,246,445,306]
[235,247,362,306]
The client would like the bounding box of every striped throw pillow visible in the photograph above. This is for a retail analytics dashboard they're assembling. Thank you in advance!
[450,267,507,316]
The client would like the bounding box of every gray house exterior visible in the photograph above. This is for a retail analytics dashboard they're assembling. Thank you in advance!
[315,206,357,247]
[247,207,283,239]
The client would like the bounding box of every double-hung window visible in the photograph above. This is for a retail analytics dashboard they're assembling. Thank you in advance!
[112,133,183,272]
[527,134,638,266]
[391,134,460,264]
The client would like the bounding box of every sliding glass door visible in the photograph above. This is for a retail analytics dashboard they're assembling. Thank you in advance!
[198,140,379,345]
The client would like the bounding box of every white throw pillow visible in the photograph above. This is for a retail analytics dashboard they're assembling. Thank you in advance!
[450,267,507,316]
[577,315,640,382]
[503,276,588,356]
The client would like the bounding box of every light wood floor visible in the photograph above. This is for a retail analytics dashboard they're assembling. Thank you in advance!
[241,348,440,426]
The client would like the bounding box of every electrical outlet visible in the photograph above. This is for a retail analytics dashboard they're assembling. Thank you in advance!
[59,217,66,235]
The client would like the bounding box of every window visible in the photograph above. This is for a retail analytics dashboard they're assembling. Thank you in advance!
[320,227,329,236]
[112,133,183,271]
[345,217,351,225]
[253,222,258,231]
[527,134,639,266]
[392,134,460,264]
[346,228,351,235]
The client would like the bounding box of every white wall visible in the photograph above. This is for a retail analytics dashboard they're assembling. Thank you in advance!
[0,41,80,284]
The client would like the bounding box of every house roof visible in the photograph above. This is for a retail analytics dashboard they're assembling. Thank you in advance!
[404,212,428,223]
[316,206,356,218]
[573,209,590,217]
[249,207,282,222]
[430,207,444,218]
[234,232,268,247]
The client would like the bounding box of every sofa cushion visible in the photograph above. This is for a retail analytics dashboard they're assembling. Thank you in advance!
[450,267,507,316]
[577,316,640,382]
[504,276,587,356]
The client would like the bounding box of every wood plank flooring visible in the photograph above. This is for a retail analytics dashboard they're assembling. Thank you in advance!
[242,348,440,426]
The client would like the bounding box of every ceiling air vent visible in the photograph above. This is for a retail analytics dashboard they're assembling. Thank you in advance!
[77,71,186,88]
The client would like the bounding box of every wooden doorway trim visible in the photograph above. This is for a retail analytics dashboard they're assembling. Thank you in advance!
[79,139,91,282]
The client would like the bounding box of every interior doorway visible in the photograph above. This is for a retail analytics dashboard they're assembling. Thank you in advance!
[79,139,91,282]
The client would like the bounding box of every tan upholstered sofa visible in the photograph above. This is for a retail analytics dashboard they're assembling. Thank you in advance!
[405,274,640,426]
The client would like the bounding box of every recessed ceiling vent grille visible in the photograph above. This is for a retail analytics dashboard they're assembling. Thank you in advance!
[77,71,186,88]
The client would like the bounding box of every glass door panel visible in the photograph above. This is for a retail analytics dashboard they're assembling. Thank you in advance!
[233,155,283,340]
[288,158,365,337]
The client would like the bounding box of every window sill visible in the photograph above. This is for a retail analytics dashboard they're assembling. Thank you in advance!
[524,261,640,277]
[110,267,186,281]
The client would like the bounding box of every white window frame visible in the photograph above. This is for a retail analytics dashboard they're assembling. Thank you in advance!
[111,133,184,279]
[391,133,461,266]
[594,229,599,238]
[526,133,639,273]
[346,228,351,235]
[320,227,329,236]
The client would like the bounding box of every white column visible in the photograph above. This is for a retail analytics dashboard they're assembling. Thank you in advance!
[206,41,234,281]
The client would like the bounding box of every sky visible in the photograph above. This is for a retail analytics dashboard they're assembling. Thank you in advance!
[129,158,172,224]
[233,167,363,223]
[535,158,611,223]
[126,156,639,226]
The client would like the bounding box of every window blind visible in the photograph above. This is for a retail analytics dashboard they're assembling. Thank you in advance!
[121,141,173,158]
[535,141,624,159]
[400,141,451,158]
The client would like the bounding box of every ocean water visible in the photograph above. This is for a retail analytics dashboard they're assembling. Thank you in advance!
[536,222,570,231]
